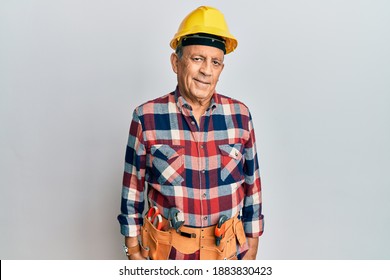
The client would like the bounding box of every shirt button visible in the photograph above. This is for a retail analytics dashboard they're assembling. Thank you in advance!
[202,193,207,198]
[203,216,208,220]
[201,170,205,174]
[200,145,204,149]
[191,121,196,125]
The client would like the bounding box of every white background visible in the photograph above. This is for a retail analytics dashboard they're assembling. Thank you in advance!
[1,0,389,259]
[2,260,390,280]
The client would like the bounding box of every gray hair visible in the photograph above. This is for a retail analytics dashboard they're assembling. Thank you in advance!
[175,44,184,59]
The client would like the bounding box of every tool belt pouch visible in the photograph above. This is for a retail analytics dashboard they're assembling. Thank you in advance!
[140,217,172,260]
[201,219,247,260]
[224,220,247,260]
[212,219,247,260]
[202,234,238,260]
[234,219,247,247]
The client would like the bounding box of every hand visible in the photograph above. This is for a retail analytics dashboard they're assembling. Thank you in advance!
[125,236,147,260]
[127,252,147,260]
[242,237,259,260]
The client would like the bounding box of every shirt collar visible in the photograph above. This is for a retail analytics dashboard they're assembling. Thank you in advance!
[174,86,218,112]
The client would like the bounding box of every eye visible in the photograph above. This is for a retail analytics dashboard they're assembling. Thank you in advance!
[212,60,222,66]
[192,57,203,62]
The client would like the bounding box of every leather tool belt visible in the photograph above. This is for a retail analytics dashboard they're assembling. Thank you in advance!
[140,214,247,260]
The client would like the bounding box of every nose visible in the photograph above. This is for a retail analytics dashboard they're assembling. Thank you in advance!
[199,59,212,76]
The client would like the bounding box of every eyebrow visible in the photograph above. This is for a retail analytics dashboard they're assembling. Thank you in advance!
[190,54,224,62]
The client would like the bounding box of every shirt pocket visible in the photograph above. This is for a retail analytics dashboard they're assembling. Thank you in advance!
[146,144,185,186]
[218,144,245,183]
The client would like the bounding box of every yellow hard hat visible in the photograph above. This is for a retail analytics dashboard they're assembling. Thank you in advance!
[170,6,238,54]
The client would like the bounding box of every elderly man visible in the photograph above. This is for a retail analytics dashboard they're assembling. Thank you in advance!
[118,6,264,260]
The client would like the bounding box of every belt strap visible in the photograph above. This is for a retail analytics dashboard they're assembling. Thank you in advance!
[160,213,240,238]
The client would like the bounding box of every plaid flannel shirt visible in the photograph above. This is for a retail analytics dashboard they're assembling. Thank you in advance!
[118,88,264,239]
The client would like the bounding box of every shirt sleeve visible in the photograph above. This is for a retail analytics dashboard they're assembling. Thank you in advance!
[241,112,264,238]
[117,109,147,237]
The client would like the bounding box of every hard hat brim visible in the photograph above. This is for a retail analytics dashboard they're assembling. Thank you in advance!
[170,27,238,54]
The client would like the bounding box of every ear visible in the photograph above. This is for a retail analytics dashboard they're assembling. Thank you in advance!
[170,52,178,74]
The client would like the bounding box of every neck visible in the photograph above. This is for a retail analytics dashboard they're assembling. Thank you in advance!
[183,95,212,125]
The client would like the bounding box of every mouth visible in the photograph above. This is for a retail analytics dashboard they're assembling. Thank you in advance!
[193,78,211,86]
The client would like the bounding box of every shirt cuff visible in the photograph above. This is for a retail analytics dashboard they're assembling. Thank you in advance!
[243,215,264,238]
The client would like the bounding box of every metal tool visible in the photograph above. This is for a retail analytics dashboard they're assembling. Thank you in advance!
[168,208,184,232]
[214,215,228,246]
[168,207,196,238]
[146,206,163,230]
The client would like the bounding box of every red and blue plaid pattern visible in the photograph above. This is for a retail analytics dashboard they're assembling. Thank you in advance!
[118,88,264,241]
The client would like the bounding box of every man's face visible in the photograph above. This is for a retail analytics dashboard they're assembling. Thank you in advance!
[171,44,225,105]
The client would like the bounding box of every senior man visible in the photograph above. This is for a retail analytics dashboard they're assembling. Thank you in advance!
[118,6,264,260]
